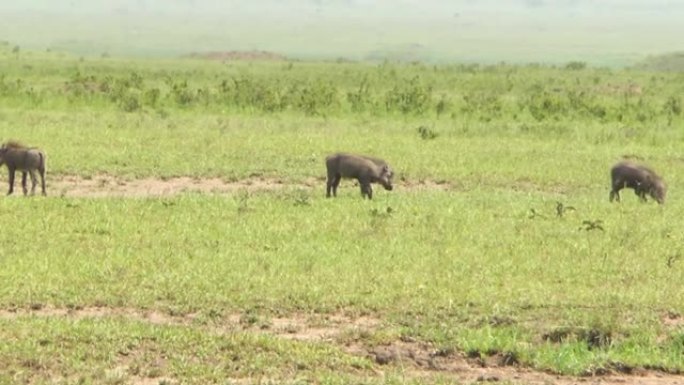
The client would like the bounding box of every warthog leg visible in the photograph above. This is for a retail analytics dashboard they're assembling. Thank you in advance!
[21,171,29,195]
[28,170,39,195]
[359,179,373,199]
[609,189,620,202]
[39,168,46,196]
[326,173,342,198]
[7,168,16,195]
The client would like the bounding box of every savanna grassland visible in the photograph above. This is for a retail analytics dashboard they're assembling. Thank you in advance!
[1,43,684,384]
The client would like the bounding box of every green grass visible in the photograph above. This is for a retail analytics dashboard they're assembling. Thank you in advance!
[1,109,683,187]
[1,190,683,378]
[0,316,372,384]
[1,48,684,382]
[3,190,679,314]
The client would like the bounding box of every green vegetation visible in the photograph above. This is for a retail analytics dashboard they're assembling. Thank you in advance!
[2,44,684,124]
[0,316,372,384]
[0,45,683,383]
[634,52,684,72]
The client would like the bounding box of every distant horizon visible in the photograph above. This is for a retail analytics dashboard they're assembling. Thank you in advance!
[2,0,683,67]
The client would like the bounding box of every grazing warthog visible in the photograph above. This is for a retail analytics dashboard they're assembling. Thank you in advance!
[326,153,394,199]
[609,161,665,204]
[0,141,47,196]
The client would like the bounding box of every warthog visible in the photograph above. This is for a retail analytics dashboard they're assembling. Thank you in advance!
[0,141,47,196]
[609,161,665,204]
[326,153,394,199]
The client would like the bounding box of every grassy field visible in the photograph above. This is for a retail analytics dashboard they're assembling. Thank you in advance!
[0,45,684,384]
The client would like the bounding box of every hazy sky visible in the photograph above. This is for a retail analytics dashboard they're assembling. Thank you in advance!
[3,0,683,15]
[2,0,683,65]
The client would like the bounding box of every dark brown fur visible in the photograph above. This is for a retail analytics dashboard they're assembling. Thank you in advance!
[609,161,665,204]
[360,155,388,168]
[326,153,393,199]
[0,141,47,196]
[3,141,26,150]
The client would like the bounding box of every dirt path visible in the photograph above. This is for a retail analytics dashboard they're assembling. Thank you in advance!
[21,174,453,198]
[1,306,681,385]
[51,174,307,197]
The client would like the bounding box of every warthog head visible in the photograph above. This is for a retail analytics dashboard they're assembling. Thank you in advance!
[649,178,667,204]
[378,164,394,191]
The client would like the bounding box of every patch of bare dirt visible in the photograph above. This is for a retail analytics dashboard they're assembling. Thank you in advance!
[5,174,572,198]
[595,83,643,96]
[662,311,684,328]
[2,306,682,385]
[9,174,460,198]
[358,341,681,385]
[0,305,378,341]
[0,305,191,325]
[184,50,288,61]
[398,178,454,192]
[46,175,314,197]
[130,377,176,385]
[267,313,381,341]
